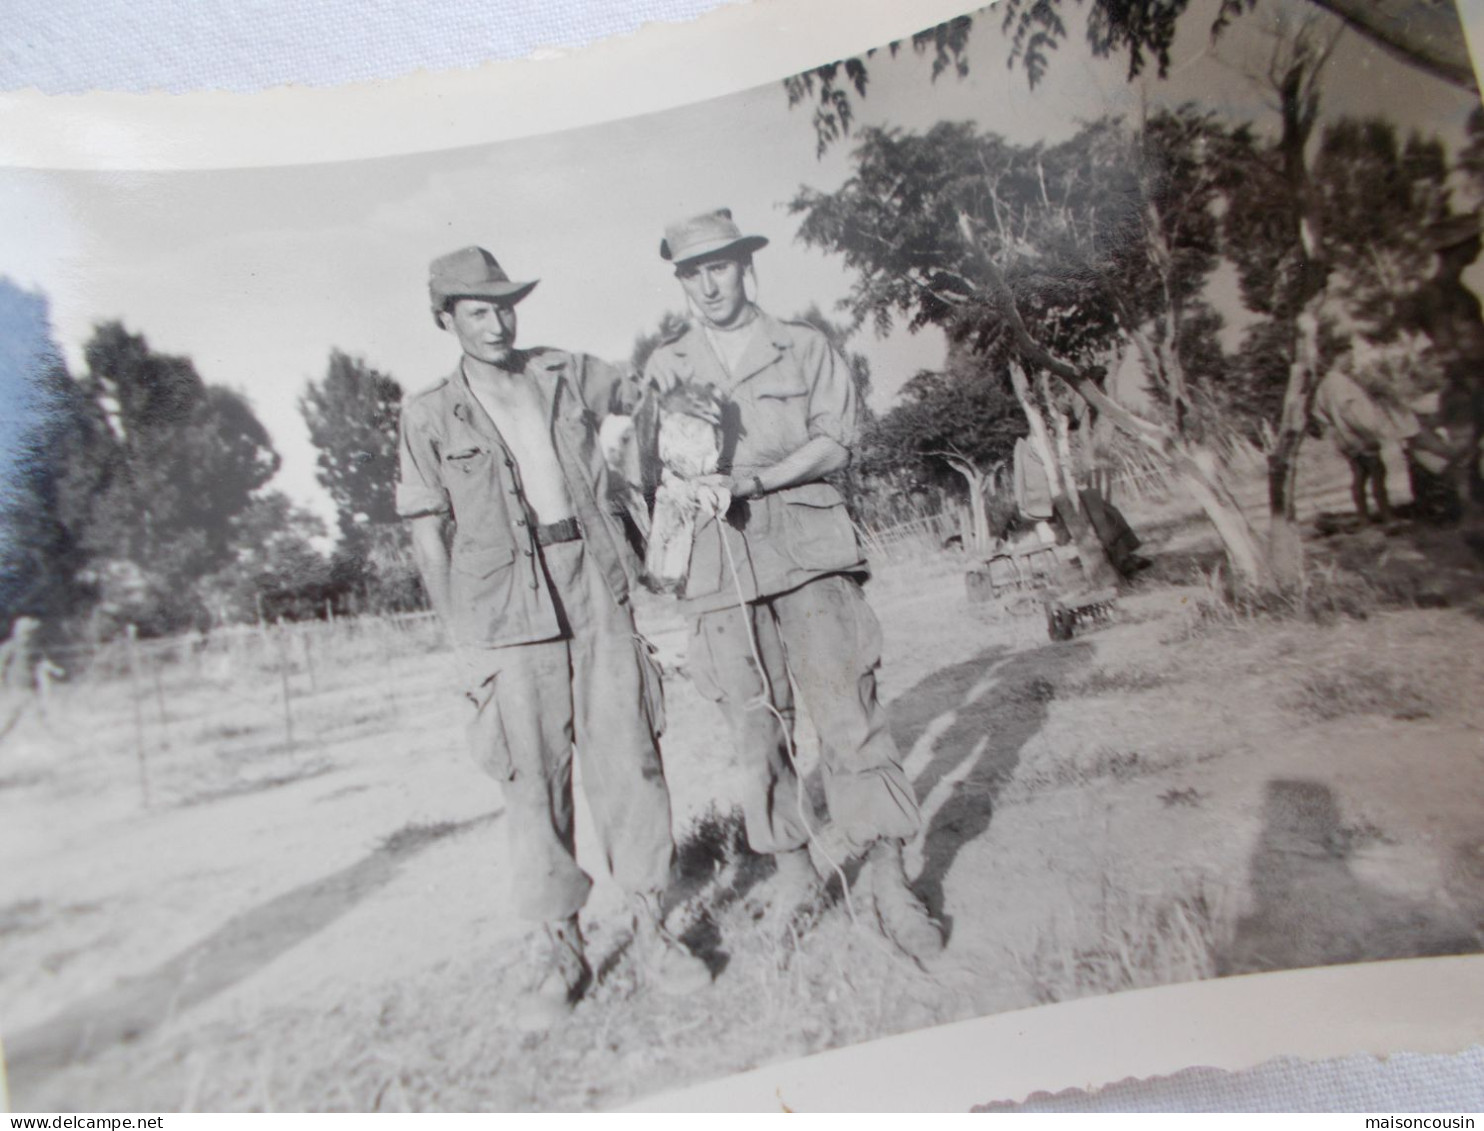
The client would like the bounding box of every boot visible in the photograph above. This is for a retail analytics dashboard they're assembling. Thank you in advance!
[772,847,822,906]
[632,891,713,995]
[865,839,944,970]
[750,846,823,925]
[513,914,591,1032]
[805,822,859,882]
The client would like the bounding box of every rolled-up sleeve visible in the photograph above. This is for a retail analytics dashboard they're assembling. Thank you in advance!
[801,330,860,451]
[577,353,632,417]
[395,401,451,519]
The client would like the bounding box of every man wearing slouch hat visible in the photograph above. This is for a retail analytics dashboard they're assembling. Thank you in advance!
[639,209,945,968]
[396,246,710,1030]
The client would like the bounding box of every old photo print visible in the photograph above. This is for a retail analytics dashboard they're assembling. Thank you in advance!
[3,0,1484,1111]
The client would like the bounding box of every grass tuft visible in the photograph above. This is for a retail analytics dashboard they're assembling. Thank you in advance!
[1285,666,1435,722]
[1063,665,1168,697]
[1015,884,1228,1005]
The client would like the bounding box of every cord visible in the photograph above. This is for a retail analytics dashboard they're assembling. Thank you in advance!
[713,508,857,925]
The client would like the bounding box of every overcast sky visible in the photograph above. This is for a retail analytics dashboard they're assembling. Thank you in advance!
[3,0,1479,531]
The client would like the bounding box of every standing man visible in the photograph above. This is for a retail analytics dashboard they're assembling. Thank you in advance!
[397,246,710,1031]
[641,209,944,968]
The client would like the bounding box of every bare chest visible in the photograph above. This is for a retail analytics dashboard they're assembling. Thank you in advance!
[467,380,574,522]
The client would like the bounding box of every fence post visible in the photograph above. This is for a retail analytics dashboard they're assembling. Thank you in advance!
[151,646,169,746]
[125,624,151,807]
[302,628,318,695]
[276,621,295,751]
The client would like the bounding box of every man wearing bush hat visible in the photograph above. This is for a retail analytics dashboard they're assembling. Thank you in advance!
[640,209,945,968]
[397,246,711,1030]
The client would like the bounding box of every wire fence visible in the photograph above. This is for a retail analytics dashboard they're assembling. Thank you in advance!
[4,611,450,811]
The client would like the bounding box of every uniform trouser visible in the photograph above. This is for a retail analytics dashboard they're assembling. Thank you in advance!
[462,539,674,923]
[686,573,921,857]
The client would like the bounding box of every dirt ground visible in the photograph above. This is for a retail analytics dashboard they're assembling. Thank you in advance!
[3,444,1483,1111]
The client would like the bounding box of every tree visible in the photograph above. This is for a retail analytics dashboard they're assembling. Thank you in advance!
[792,116,1274,588]
[0,281,103,642]
[55,322,280,635]
[300,350,403,540]
[1312,119,1455,340]
[198,491,334,624]
[784,0,1474,154]
[863,355,1025,550]
[299,351,429,614]
[630,311,689,379]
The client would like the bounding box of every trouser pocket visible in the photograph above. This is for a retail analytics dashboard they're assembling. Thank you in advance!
[463,664,517,782]
[632,632,667,737]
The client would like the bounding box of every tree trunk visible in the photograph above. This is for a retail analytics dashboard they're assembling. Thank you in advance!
[1268,352,1314,591]
[1041,371,1083,514]
[1171,444,1273,592]
[1010,363,1120,589]
[967,473,990,555]
[942,457,992,554]
[962,215,1275,591]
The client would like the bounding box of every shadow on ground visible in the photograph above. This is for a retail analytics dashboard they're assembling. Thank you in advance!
[1219,779,1481,976]
[887,641,1094,937]
[8,813,498,1096]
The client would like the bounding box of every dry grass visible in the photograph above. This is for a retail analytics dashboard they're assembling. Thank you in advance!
[1013,883,1230,1006]
[1061,665,1169,697]
[1284,665,1435,723]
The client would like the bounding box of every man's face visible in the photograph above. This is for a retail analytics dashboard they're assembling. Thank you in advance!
[676,255,748,329]
[441,298,519,368]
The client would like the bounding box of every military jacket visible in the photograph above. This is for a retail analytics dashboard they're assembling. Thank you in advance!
[642,310,866,612]
[396,348,632,648]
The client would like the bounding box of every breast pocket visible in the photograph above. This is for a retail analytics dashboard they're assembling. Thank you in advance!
[444,445,492,477]
[749,369,808,403]
[739,369,811,463]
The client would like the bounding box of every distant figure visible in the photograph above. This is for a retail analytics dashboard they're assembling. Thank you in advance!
[1014,437,1149,576]
[0,617,58,737]
[0,617,41,692]
[1311,369,1420,525]
[1011,436,1056,525]
[1405,213,1484,524]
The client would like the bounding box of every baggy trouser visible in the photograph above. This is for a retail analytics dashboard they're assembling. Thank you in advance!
[462,539,675,923]
[686,573,921,858]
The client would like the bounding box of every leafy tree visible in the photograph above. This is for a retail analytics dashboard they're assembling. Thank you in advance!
[299,350,432,614]
[0,281,106,642]
[791,114,1274,587]
[1313,120,1455,339]
[199,492,334,624]
[863,352,1025,548]
[51,322,280,635]
[300,350,403,539]
[629,311,689,380]
[784,0,1474,154]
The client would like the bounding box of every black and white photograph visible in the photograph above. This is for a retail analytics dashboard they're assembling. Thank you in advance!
[3,0,1484,1111]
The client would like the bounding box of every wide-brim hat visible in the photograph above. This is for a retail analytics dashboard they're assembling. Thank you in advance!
[429,246,539,310]
[660,208,769,266]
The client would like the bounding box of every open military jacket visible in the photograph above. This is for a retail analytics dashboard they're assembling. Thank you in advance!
[642,310,867,613]
[396,348,633,648]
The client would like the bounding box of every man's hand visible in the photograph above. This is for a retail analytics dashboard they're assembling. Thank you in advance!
[725,472,765,500]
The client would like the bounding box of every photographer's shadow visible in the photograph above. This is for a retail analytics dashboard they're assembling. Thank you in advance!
[888,640,1092,940]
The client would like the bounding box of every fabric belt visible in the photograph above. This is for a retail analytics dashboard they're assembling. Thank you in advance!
[534,516,582,546]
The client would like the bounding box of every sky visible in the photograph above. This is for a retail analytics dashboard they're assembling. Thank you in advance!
[2,0,1481,533]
